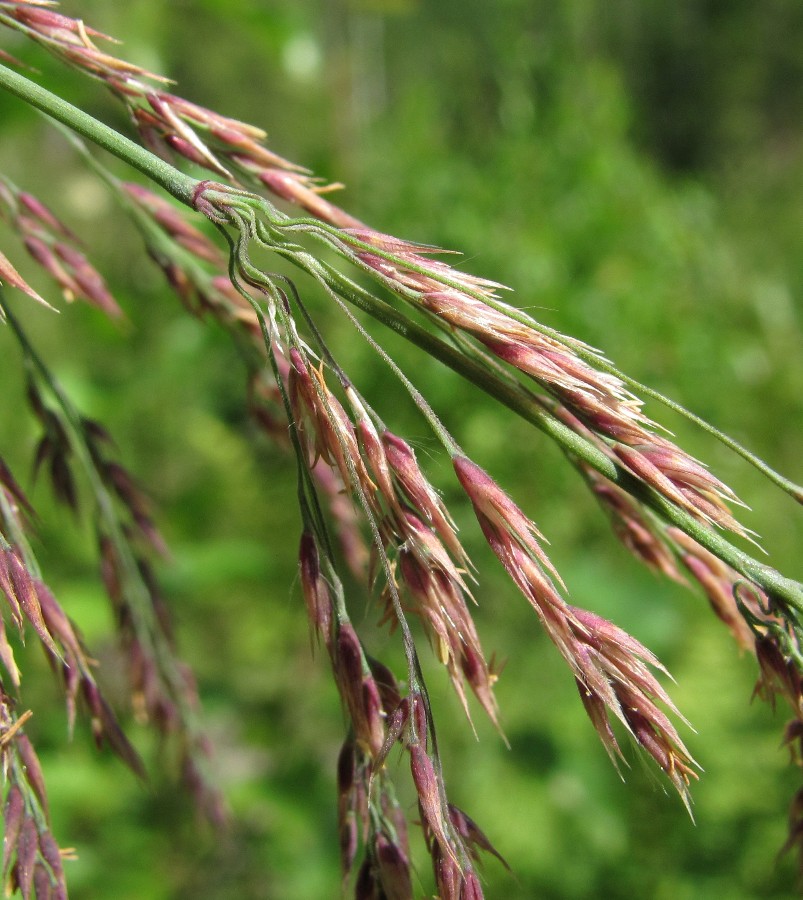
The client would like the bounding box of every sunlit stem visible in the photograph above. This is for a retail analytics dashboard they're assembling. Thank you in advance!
[0,62,197,204]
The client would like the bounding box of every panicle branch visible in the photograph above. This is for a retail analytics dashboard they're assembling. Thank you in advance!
[0,684,70,900]
[69,137,506,892]
[322,226,749,539]
[454,455,698,807]
[0,0,360,224]
[0,294,225,825]
[0,174,121,317]
[288,347,501,729]
[300,531,500,897]
[0,445,144,775]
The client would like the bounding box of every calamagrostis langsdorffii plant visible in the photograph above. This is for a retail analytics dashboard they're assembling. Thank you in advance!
[0,2,801,897]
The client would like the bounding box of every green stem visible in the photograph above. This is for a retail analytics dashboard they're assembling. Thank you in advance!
[262,211,803,504]
[0,62,197,204]
[313,267,803,616]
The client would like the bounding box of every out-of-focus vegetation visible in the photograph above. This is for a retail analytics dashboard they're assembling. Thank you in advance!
[0,1,801,897]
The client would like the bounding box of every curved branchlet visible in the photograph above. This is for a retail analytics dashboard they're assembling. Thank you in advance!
[190,182,803,617]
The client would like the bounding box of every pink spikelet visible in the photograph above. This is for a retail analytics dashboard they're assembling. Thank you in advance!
[454,455,697,807]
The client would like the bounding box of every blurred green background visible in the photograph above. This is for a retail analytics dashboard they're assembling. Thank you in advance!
[1,1,802,897]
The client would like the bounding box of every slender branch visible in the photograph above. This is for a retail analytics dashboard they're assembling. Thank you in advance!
[0,62,197,204]
[564,350,803,503]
